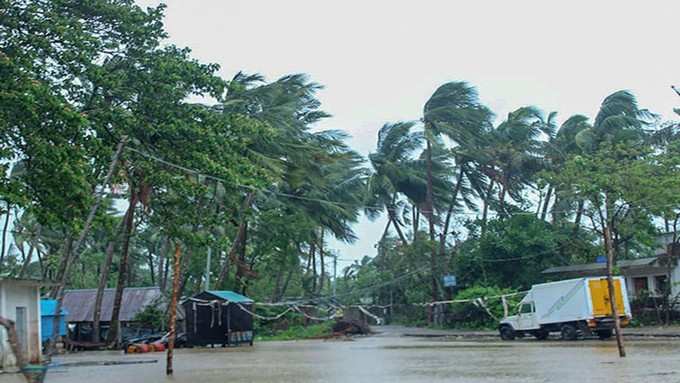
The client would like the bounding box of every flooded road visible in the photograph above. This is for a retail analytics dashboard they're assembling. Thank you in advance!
[7,326,680,383]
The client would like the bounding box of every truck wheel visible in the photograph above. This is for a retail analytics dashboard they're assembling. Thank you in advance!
[560,324,578,341]
[596,329,613,340]
[533,329,549,340]
[499,326,516,341]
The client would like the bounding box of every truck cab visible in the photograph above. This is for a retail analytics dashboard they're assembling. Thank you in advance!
[499,294,547,340]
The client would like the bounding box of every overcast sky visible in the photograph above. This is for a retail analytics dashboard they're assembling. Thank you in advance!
[136,0,680,269]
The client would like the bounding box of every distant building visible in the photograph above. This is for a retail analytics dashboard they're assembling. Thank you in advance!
[543,256,680,299]
[62,287,164,343]
[0,278,44,372]
[543,233,680,299]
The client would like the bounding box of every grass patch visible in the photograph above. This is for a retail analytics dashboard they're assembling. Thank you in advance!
[256,322,334,341]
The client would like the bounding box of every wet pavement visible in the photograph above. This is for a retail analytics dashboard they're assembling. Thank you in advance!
[2,326,679,383]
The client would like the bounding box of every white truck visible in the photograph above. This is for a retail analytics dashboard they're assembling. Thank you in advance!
[499,277,632,341]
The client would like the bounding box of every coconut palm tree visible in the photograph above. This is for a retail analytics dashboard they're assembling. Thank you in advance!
[366,121,425,244]
[421,82,493,307]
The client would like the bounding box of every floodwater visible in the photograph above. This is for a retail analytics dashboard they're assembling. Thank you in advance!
[5,326,680,383]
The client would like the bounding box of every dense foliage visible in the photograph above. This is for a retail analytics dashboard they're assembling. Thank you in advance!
[1,0,680,335]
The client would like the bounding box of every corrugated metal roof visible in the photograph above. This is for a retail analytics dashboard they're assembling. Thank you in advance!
[40,299,68,316]
[204,290,253,303]
[62,287,162,322]
[543,257,659,274]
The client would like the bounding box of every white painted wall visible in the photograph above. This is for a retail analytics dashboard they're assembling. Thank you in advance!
[0,281,42,372]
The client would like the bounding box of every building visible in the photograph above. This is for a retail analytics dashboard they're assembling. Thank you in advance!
[40,299,67,344]
[543,256,680,299]
[0,278,44,372]
[182,290,254,347]
[62,287,163,343]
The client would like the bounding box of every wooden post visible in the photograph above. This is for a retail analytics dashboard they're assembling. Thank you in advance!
[166,242,182,375]
[604,224,626,357]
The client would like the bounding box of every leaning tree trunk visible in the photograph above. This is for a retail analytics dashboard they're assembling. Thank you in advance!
[603,207,625,357]
[106,190,138,346]
[166,242,181,376]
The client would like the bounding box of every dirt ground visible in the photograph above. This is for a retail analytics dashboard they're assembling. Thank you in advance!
[2,326,679,383]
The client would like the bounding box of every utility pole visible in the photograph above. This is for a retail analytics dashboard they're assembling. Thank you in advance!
[205,246,211,290]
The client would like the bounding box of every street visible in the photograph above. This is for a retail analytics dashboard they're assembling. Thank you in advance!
[1,326,677,383]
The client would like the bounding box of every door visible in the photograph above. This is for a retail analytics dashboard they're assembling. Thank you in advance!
[517,302,538,330]
[588,279,625,317]
[15,307,28,359]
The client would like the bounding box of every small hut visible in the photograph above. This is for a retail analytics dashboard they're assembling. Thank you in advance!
[182,291,254,347]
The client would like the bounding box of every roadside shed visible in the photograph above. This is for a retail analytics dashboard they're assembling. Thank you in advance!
[183,290,254,347]
[62,287,163,343]
[40,299,67,343]
[0,278,44,372]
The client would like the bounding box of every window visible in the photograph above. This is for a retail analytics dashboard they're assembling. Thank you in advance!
[655,275,668,295]
[633,277,648,294]
[519,302,534,314]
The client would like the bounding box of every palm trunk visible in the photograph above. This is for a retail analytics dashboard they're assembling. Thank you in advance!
[106,191,138,346]
[318,229,325,294]
[311,234,317,294]
[147,248,155,286]
[157,238,168,289]
[166,242,181,376]
[389,214,408,244]
[380,218,392,242]
[0,201,10,267]
[498,180,508,217]
[425,139,439,322]
[540,186,553,221]
[573,199,585,234]
[236,221,248,295]
[279,266,295,302]
[217,192,255,288]
[93,218,125,343]
[412,205,420,241]
[481,181,494,236]
[93,239,116,343]
[18,245,35,278]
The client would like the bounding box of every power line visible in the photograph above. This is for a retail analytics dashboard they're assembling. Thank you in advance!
[126,144,680,219]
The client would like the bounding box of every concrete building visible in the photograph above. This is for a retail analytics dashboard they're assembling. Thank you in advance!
[0,279,43,372]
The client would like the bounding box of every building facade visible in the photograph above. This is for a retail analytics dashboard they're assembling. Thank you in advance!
[0,279,43,372]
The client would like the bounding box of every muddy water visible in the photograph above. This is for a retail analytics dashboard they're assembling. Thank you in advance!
[10,327,680,383]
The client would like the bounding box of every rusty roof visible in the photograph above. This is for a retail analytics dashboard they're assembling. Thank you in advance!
[62,287,162,323]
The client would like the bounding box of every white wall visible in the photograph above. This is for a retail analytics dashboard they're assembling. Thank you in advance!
[0,281,41,372]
